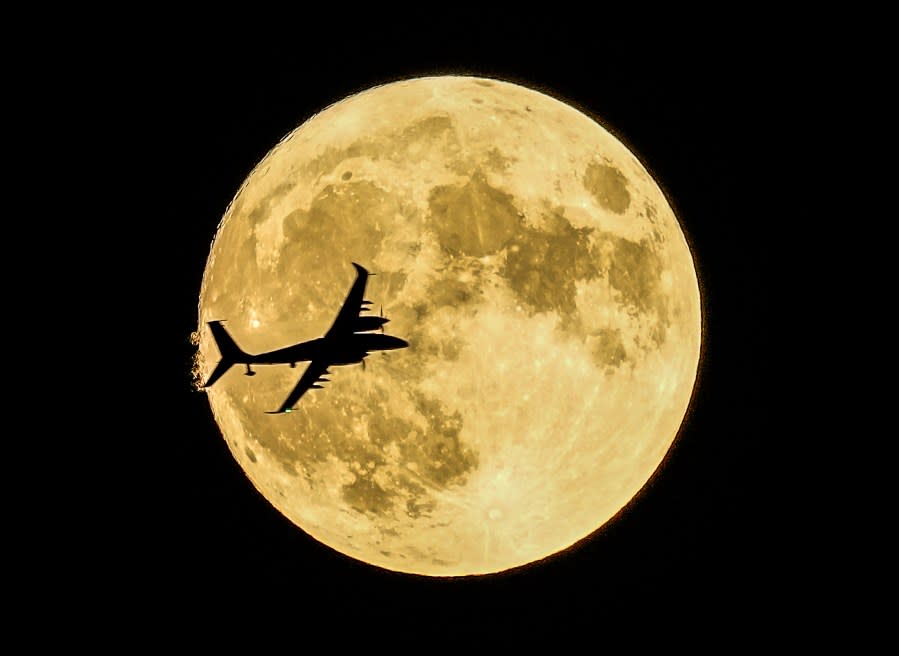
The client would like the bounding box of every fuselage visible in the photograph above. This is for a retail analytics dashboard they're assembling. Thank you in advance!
[248,333,408,367]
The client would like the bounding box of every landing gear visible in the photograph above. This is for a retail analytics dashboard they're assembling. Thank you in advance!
[244,364,256,377]
[290,362,296,368]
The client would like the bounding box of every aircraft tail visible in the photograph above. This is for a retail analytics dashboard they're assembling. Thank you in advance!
[203,321,249,388]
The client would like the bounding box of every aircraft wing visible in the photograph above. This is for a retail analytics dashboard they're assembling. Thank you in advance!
[266,360,331,414]
[324,262,370,340]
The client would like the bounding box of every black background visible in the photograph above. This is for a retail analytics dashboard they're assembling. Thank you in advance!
[104,28,778,634]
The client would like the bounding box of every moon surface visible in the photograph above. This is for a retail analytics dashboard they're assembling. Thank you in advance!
[196,76,701,576]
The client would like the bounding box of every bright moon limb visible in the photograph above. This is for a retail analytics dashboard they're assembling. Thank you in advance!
[197,76,701,576]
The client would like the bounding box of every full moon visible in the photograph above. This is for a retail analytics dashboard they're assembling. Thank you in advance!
[196,76,701,576]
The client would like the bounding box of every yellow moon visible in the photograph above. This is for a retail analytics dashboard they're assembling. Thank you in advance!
[196,75,701,576]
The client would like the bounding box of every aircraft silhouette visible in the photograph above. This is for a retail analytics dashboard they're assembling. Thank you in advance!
[203,262,409,414]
